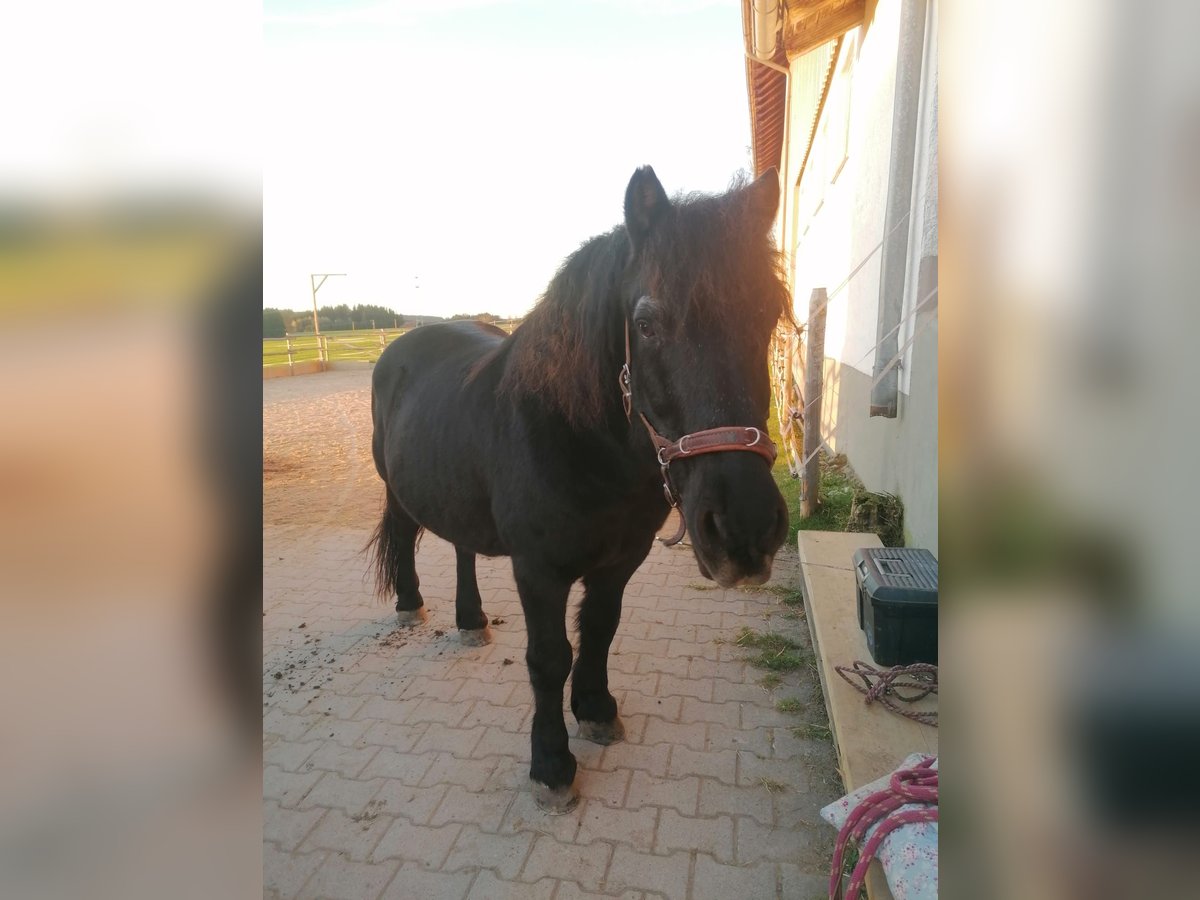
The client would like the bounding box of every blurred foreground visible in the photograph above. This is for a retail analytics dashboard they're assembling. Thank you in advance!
[1,0,1199,898]
[942,1,1200,897]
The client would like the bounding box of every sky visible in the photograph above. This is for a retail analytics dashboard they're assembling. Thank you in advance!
[264,0,755,319]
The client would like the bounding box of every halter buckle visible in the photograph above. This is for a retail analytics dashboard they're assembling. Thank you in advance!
[619,364,632,420]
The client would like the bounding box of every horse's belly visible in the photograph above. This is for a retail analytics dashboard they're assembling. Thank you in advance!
[383,408,506,556]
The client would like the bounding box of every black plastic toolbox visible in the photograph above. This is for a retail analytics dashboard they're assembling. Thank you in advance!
[853,547,938,666]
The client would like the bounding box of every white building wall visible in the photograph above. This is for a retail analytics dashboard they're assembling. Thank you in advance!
[780,0,939,553]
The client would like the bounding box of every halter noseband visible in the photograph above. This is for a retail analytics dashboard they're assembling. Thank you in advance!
[618,319,778,521]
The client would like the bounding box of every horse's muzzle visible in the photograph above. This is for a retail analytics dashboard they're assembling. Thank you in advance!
[687,480,788,588]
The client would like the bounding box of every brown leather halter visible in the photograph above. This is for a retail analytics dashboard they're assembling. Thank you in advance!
[618,319,778,545]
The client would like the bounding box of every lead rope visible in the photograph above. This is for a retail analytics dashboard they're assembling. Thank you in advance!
[833,661,938,727]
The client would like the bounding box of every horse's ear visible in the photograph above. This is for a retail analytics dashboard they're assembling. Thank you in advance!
[624,166,670,251]
[743,167,781,231]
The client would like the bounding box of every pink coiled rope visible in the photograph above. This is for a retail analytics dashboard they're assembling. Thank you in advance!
[828,756,938,900]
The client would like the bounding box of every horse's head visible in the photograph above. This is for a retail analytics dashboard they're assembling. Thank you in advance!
[622,166,790,587]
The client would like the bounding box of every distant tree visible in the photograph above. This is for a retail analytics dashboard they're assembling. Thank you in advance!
[263,308,286,338]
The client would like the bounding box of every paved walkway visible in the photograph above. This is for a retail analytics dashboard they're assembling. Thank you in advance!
[264,366,839,899]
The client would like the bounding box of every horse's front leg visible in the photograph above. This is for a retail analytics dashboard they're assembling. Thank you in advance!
[513,559,577,813]
[572,545,650,745]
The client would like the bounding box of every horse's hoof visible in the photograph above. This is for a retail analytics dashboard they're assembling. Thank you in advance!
[577,717,625,746]
[395,608,427,627]
[532,781,579,814]
[459,625,492,646]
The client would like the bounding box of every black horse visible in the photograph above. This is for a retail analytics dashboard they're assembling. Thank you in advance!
[370,166,790,811]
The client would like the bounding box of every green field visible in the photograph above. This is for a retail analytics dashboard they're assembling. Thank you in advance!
[262,329,410,366]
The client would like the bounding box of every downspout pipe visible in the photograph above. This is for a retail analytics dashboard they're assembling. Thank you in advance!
[870,0,928,417]
[750,0,782,64]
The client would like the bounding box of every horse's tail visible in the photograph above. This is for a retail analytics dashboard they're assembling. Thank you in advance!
[366,490,423,603]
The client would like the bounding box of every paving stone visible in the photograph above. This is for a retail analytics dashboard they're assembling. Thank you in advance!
[735,816,814,864]
[453,677,516,706]
[264,845,326,898]
[690,853,776,900]
[373,820,462,869]
[698,778,774,826]
[575,801,658,849]
[576,766,631,809]
[606,846,690,900]
[430,784,517,833]
[597,741,671,779]
[380,863,474,900]
[626,770,699,817]
[705,723,773,757]
[299,805,393,862]
[778,862,831,900]
[497,789,584,844]
[619,690,682,721]
[264,739,323,773]
[459,700,528,731]
[398,674,466,702]
[299,772,384,816]
[307,716,377,747]
[304,740,381,778]
[654,809,734,863]
[467,870,557,900]
[642,717,707,752]
[555,882,644,900]
[521,834,611,892]
[667,746,737,785]
[373,780,449,826]
[360,720,428,752]
[412,723,486,758]
[443,825,534,880]
[407,698,473,728]
[419,752,498,793]
[736,751,808,791]
[635,654,691,678]
[362,747,438,785]
[263,801,326,852]
[679,697,740,727]
[296,855,399,900]
[264,765,323,808]
[471,726,528,761]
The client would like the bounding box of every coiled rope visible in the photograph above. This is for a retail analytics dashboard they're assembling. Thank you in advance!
[834,661,938,727]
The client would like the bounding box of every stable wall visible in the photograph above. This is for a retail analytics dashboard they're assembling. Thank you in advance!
[779,0,938,552]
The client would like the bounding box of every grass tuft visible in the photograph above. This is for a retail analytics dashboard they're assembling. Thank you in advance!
[759,777,789,794]
[776,697,804,714]
[758,673,783,690]
[735,627,813,672]
[791,722,832,741]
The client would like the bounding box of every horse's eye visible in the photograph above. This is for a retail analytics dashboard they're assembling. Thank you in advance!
[636,319,655,339]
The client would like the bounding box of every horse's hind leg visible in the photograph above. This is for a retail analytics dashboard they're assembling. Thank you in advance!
[370,490,426,626]
[455,547,491,645]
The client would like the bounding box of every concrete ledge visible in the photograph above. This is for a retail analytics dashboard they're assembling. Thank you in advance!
[798,531,939,900]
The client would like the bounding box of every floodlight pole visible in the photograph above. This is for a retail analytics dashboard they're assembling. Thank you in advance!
[310,273,346,335]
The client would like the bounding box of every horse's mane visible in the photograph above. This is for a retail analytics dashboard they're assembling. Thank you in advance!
[491,174,793,429]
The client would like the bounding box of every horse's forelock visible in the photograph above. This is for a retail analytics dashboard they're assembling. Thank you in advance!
[497,177,791,428]
[644,185,792,338]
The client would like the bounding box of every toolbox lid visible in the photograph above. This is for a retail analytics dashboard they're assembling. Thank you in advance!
[853,547,938,605]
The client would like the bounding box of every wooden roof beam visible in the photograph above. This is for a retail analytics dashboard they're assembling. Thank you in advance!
[783,0,865,57]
